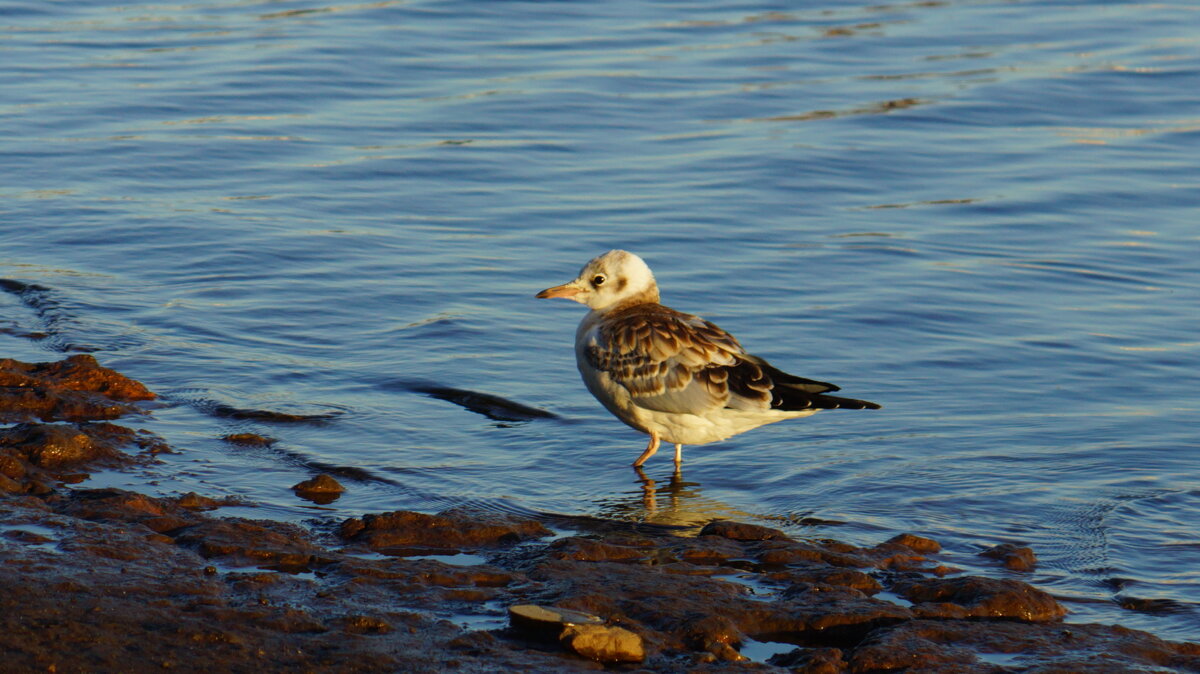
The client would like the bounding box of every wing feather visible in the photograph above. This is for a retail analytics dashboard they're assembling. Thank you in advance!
[584,303,881,415]
[586,304,767,415]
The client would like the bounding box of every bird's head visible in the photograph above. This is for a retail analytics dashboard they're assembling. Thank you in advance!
[536,250,660,311]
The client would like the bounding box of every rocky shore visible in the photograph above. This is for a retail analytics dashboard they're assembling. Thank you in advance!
[1,354,1197,672]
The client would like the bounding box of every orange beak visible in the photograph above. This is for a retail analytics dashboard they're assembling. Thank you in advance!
[536,282,581,299]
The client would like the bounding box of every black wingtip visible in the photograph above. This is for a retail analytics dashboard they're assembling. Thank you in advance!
[825,396,881,410]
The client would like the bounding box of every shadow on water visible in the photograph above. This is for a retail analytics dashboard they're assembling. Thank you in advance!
[0,278,92,352]
[394,380,559,423]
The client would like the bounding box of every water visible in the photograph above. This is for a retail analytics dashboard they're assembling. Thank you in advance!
[2,0,1198,643]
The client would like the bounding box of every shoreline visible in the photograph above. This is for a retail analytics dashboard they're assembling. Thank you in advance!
[1,354,1197,672]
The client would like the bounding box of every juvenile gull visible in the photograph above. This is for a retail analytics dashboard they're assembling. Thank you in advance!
[536,250,880,469]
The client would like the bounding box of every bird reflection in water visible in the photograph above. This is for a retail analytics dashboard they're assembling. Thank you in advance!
[593,467,755,532]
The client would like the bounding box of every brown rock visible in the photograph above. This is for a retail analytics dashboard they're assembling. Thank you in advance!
[682,614,742,650]
[546,536,652,562]
[773,566,882,595]
[850,619,1200,673]
[338,508,551,551]
[883,533,941,553]
[0,473,23,493]
[63,489,169,524]
[560,623,645,663]
[293,475,344,492]
[700,519,791,541]
[1,423,116,469]
[339,615,393,634]
[981,542,1038,571]
[768,646,847,672]
[0,354,154,423]
[0,453,25,479]
[176,492,233,510]
[672,536,744,565]
[758,539,873,568]
[744,587,913,645]
[173,519,320,570]
[221,433,276,446]
[894,576,1067,622]
[292,474,345,504]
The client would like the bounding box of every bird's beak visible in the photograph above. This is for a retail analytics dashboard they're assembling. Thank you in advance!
[536,281,581,299]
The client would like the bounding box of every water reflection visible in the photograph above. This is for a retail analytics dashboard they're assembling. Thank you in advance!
[593,467,756,532]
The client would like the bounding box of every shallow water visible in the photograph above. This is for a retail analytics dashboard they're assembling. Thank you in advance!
[2,0,1198,642]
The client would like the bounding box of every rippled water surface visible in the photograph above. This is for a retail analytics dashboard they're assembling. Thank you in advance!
[3,0,1198,641]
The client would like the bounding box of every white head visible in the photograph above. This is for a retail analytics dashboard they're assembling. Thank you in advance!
[536,250,659,311]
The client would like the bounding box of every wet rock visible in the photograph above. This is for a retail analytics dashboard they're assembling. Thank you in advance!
[768,646,847,672]
[850,619,1200,673]
[292,473,345,504]
[173,519,321,571]
[981,542,1038,571]
[546,536,654,562]
[176,492,236,510]
[339,615,393,634]
[447,629,499,653]
[682,614,742,651]
[338,507,552,552]
[757,539,873,568]
[0,453,25,479]
[671,535,744,565]
[700,519,791,541]
[894,575,1067,621]
[560,623,645,663]
[775,565,882,595]
[0,473,23,493]
[1,422,127,469]
[744,587,913,646]
[62,488,170,521]
[0,354,154,423]
[882,533,941,554]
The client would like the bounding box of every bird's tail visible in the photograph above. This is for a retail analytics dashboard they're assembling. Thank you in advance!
[772,384,881,411]
[807,392,881,410]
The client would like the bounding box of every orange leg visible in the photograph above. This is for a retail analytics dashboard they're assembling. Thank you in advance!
[632,431,660,467]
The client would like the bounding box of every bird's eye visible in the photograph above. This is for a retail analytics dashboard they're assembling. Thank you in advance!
[592,275,606,286]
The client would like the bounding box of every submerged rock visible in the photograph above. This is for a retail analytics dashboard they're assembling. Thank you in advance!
[338,508,552,552]
[981,542,1038,571]
[292,473,345,504]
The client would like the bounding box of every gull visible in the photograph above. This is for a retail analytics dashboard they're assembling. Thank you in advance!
[536,250,880,469]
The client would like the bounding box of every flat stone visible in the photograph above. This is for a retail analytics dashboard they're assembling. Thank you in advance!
[508,604,602,640]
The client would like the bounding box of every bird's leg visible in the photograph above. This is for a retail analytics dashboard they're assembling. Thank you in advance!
[673,443,683,468]
[632,431,660,467]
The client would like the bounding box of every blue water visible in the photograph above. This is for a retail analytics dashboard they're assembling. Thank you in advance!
[2,0,1198,642]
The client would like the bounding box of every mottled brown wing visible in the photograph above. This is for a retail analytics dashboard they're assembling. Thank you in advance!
[584,304,776,415]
